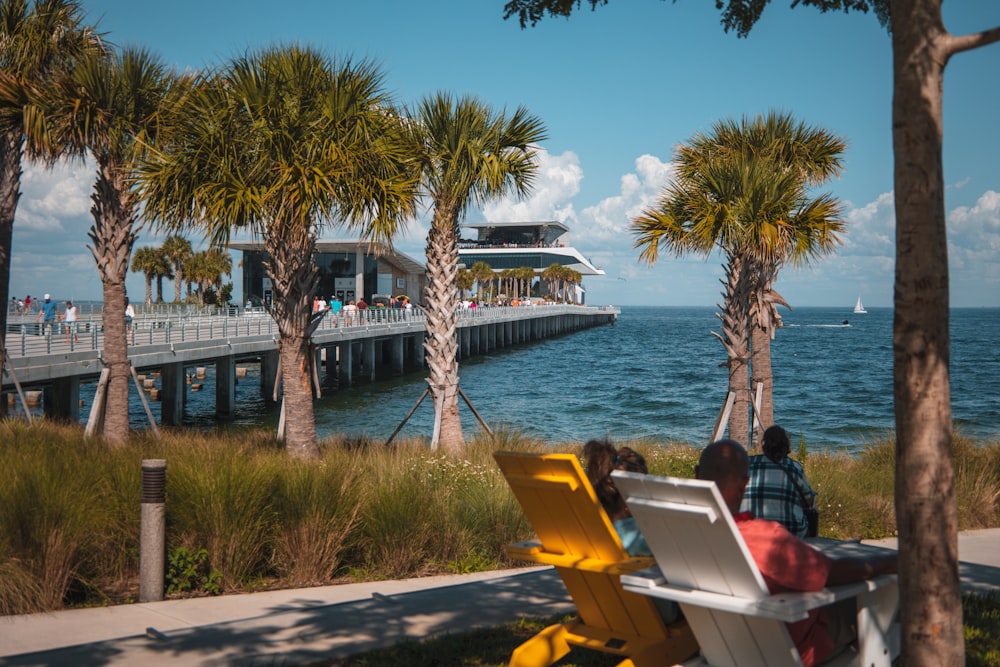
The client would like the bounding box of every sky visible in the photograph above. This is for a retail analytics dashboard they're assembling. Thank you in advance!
[10,1,1000,308]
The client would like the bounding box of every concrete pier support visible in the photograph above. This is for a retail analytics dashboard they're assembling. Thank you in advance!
[460,328,471,360]
[260,350,280,403]
[160,361,185,426]
[44,376,80,422]
[391,334,405,375]
[361,339,376,382]
[323,345,338,389]
[411,334,425,369]
[216,355,236,419]
[338,342,354,386]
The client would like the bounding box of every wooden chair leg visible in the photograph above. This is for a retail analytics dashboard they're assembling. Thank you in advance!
[509,622,573,667]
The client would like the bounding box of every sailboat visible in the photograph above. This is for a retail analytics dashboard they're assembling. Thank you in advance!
[854,295,867,314]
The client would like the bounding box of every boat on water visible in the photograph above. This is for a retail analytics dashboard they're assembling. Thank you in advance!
[854,295,868,314]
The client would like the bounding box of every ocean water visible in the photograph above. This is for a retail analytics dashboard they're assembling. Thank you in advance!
[93,306,1000,453]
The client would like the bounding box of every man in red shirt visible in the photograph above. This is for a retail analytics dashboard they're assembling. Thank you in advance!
[696,440,898,667]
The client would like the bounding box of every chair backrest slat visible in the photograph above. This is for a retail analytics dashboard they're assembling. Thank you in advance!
[495,451,666,638]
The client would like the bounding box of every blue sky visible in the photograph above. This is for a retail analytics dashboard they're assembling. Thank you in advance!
[10,1,1000,308]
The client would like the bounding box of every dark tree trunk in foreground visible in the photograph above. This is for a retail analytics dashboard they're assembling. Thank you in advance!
[0,130,21,418]
[891,1,962,664]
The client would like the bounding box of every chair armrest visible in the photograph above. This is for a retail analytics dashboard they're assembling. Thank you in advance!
[505,541,655,574]
[622,567,898,623]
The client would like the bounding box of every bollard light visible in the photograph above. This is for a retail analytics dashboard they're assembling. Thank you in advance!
[139,459,167,602]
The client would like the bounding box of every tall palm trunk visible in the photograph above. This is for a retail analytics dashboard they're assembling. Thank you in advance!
[266,223,320,458]
[713,256,751,442]
[88,161,137,446]
[749,261,785,447]
[173,266,184,303]
[0,131,21,417]
[155,274,165,303]
[891,2,961,663]
[424,207,464,454]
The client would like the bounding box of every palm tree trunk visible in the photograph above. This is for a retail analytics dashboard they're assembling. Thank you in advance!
[715,256,751,444]
[0,130,22,418]
[278,333,318,458]
[424,208,464,454]
[891,3,962,663]
[265,224,320,458]
[87,163,137,446]
[144,275,153,306]
[174,267,183,303]
[750,324,772,447]
[155,275,165,303]
[749,263,783,448]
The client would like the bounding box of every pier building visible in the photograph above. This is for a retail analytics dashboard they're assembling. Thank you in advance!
[457,221,605,303]
[232,240,426,307]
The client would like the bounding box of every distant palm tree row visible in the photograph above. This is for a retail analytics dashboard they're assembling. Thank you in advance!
[456,261,581,303]
[130,235,233,307]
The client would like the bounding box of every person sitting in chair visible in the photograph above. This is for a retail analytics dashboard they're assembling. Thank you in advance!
[741,425,817,538]
[583,438,681,624]
[697,440,897,667]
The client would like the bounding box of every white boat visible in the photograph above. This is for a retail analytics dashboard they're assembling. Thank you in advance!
[854,295,867,314]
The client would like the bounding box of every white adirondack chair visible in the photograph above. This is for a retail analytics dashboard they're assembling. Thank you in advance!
[612,472,900,667]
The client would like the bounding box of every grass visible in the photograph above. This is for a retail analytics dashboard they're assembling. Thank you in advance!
[1,421,1000,663]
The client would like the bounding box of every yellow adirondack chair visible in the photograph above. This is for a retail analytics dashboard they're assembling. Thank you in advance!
[494,451,698,667]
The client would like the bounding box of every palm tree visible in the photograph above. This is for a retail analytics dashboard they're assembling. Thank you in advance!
[541,263,564,301]
[34,46,174,445]
[137,45,418,458]
[456,267,474,300]
[0,0,100,414]
[633,112,845,446]
[564,267,582,303]
[411,92,546,455]
[130,245,169,306]
[160,234,192,303]
[186,248,232,305]
[517,266,535,299]
[469,261,493,304]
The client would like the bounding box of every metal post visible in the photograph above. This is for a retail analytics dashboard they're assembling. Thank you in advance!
[139,459,167,602]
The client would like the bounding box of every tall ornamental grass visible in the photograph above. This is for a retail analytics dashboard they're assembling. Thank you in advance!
[1,421,999,615]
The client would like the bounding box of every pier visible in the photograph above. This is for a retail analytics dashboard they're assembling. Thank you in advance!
[2,304,619,426]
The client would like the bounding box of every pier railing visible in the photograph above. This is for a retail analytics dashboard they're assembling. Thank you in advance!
[4,303,619,360]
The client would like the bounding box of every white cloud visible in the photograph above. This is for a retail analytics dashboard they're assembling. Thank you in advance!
[482,147,583,224]
[17,160,93,232]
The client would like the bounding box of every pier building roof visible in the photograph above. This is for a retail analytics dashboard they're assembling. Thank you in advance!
[458,221,604,276]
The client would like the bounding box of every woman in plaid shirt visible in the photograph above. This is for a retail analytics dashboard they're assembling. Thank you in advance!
[740,425,817,538]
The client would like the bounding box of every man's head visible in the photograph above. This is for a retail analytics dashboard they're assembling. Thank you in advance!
[695,439,750,514]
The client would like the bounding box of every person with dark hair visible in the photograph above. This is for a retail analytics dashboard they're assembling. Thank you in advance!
[583,438,680,624]
[697,439,896,667]
[740,425,817,538]
[583,438,649,555]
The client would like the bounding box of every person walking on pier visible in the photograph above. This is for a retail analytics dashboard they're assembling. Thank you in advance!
[63,300,79,344]
[125,297,136,345]
[36,294,57,336]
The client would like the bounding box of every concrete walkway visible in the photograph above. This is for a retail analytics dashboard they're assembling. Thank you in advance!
[2,530,999,666]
